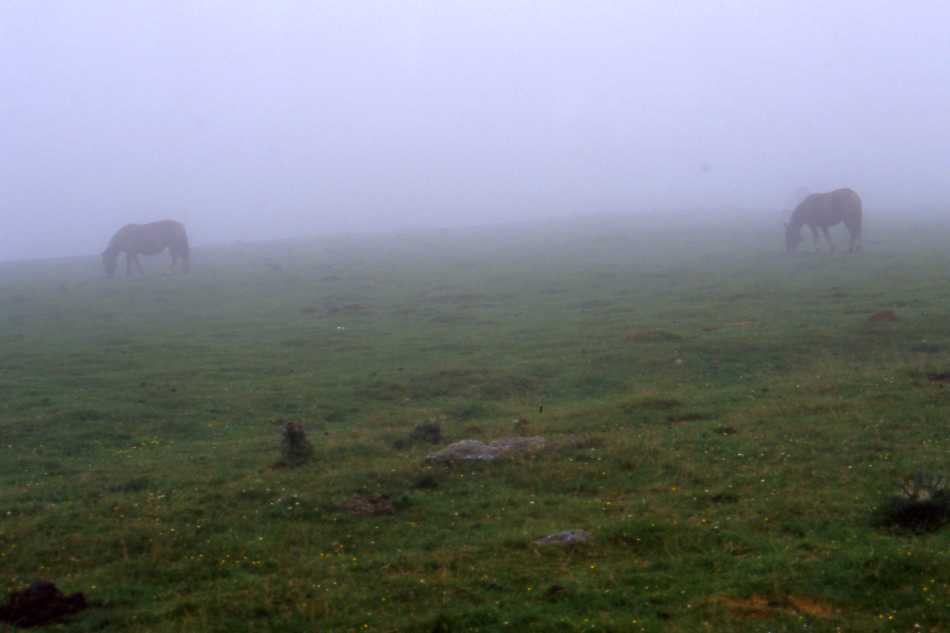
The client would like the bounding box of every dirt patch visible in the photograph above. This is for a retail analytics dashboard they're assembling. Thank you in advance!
[575,299,613,311]
[621,397,681,412]
[422,292,485,306]
[427,312,479,325]
[0,581,87,628]
[927,372,950,384]
[624,328,681,343]
[702,320,756,332]
[340,495,394,516]
[324,303,372,316]
[667,413,710,424]
[869,310,897,322]
[787,595,835,619]
[716,594,834,619]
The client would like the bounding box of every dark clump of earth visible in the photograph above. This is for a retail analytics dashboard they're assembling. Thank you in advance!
[868,310,898,322]
[874,494,950,533]
[341,494,395,516]
[408,422,443,444]
[393,422,443,449]
[0,580,87,628]
[413,474,440,490]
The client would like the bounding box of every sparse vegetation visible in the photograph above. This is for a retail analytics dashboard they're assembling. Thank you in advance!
[0,219,948,631]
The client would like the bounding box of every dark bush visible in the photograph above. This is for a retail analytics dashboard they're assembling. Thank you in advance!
[408,422,443,444]
[393,422,444,450]
[279,421,314,467]
[874,470,949,533]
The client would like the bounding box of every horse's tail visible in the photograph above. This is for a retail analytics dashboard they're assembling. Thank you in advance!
[174,222,191,273]
[848,189,863,237]
[102,228,123,276]
[843,189,863,252]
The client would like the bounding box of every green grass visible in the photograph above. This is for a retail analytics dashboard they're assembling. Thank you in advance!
[1,216,948,632]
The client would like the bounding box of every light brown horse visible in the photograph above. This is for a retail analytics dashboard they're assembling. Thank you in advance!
[785,188,863,253]
[102,220,190,276]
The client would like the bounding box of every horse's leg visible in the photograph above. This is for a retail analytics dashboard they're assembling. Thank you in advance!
[133,254,144,275]
[848,225,862,253]
[809,225,820,252]
[821,226,835,252]
[125,253,132,276]
[172,246,190,273]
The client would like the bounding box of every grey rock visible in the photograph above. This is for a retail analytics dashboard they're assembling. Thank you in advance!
[426,436,546,463]
[534,529,591,545]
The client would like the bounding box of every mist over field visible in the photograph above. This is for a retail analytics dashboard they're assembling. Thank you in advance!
[3,1,950,262]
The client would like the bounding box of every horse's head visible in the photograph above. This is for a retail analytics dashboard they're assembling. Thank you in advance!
[102,250,118,276]
[784,222,802,253]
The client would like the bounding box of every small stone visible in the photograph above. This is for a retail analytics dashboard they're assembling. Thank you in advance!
[534,529,591,545]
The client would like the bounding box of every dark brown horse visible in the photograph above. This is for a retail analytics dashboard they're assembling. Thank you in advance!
[102,220,190,276]
[785,188,863,253]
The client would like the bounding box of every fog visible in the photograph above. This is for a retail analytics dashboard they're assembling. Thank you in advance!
[3,1,950,262]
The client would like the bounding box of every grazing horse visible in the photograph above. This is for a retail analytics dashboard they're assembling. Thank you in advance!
[785,188,863,253]
[102,220,190,276]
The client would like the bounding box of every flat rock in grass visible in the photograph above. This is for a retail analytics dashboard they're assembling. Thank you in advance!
[426,436,546,463]
[534,529,591,545]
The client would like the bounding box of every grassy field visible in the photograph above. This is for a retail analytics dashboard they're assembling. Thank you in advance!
[1,215,948,632]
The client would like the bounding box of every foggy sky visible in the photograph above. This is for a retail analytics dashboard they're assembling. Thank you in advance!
[3,1,950,261]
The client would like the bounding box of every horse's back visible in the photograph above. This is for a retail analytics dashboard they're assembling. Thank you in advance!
[146,219,186,235]
[830,188,861,213]
[111,220,188,254]
[797,188,861,226]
